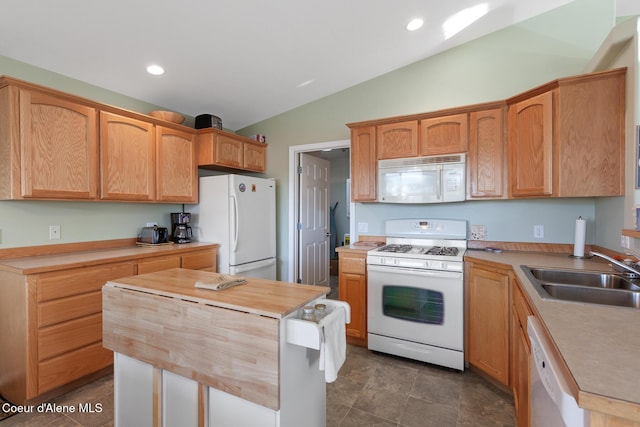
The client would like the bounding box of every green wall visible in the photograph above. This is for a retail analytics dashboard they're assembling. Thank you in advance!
[0,0,625,281]
[238,0,618,279]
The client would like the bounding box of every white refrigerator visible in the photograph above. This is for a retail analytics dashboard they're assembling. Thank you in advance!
[190,175,277,280]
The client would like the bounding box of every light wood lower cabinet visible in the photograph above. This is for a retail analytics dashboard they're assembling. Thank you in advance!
[137,248,217,274]
[0,246,217,404]
[337,251,367,346]
[511,277,533,427]
[466,261,511,385]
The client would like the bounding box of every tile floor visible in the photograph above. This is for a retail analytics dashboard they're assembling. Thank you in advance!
[1,345,515,426]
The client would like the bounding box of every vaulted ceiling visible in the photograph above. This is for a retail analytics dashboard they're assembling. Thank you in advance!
[0,0,636,130]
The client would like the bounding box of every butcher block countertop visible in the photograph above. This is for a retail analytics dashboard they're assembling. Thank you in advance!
[0,242,218,275]
[103,268,330,410]
[105,267,329,319]
[465,250,640,421]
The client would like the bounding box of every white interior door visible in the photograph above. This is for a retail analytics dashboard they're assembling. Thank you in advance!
[298,153,330,286]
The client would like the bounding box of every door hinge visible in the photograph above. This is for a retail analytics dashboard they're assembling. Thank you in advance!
[297,165,302,174]
[297,222,302,230]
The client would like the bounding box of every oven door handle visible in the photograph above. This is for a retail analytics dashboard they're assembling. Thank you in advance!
[367,264,462,279]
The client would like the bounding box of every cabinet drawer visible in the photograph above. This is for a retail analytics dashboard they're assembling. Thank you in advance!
[37,262,136,302]
[340,256,366,275]
[181,249,216,270]
[38,290,101,328]
[138,255,181,274]
[38,313,102,361]
[38,342,112,394]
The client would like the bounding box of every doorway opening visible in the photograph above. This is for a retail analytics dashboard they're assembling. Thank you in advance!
[288,139,352,299]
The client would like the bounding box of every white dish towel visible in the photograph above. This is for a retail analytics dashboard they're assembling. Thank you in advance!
[319,307,347,383]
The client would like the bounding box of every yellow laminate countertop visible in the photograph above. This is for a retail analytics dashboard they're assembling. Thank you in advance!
[465,249,640,418]
[0,242,218,274]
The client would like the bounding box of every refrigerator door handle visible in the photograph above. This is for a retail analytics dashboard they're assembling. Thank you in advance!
[231,194,239,253]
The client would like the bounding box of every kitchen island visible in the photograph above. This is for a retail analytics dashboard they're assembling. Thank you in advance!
[102,268,349,427]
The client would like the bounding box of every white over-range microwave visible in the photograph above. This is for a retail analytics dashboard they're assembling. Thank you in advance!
[377,154,466,203]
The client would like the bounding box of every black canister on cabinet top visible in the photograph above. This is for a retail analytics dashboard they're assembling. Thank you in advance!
[195,114,223,130]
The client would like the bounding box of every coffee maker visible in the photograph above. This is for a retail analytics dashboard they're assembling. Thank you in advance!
[170,212,193,243]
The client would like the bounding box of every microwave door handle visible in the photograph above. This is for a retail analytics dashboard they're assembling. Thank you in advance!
[436,165,442,200]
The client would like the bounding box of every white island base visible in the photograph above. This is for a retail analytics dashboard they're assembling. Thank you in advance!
[103,269,350,427]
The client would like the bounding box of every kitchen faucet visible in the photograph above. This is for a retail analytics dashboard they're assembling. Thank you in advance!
[589,251,640,278]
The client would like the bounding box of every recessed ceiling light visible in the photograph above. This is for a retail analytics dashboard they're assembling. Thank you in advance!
[146,64,165,76]
[406,18,424,31]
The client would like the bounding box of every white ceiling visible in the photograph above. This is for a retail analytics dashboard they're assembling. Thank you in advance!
[0,0,636,130]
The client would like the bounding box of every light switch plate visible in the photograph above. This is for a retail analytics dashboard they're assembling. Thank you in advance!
[357,222,369,233]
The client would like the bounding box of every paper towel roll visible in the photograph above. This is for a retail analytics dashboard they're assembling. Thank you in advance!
[573,217,586,257]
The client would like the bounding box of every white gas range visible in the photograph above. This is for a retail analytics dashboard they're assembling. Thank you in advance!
[366,218,467,371]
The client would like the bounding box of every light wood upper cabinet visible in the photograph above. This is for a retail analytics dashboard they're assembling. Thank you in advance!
[508,91,554,197]
[419,113,468,156]
[100,111,155,201]
[156,126,198,203]
[554,70,624,197]
[244,142,267,172]
[507,68,625,198]
[197,129,267,173]
[468,107,506,199]
[0,85,99,200]
[376,121,418,159]
[350,126,377,202]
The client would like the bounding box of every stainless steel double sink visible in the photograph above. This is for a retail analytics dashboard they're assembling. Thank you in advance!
[521,266,640,309]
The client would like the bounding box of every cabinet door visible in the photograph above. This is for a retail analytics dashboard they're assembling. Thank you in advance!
[556,72,624,197]
[156,126,197,203]
[512,280,532,427]
[338,254,367,345]
[419,113,468,156]
[350,126,377,202]
[20,90,98,199]
[216,134,243,168]
[508,91,553,197]
[468,264,510,385]
[468,108,505,198]
[376,121,418,159]
[244,142,267,172]
[100,111,155,201]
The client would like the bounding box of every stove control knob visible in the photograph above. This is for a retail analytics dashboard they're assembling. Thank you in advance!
[441,262,448,270]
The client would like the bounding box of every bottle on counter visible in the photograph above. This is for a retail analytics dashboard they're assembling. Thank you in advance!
[301,305,316,322]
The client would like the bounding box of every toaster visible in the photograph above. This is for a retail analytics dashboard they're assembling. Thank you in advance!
[140,226,169,244]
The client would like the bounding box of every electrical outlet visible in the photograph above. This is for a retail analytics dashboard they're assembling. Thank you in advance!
[146,221,158,227]
[357,222,369,233]
[533,225,544,239]
[49,225,61,240]
[621,235,631,249]
[470,225,486,240]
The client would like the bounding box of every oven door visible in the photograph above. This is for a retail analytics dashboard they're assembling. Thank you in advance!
[367,264,463,351]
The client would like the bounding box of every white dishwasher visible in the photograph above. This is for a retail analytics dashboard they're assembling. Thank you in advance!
[527,316,589,427]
